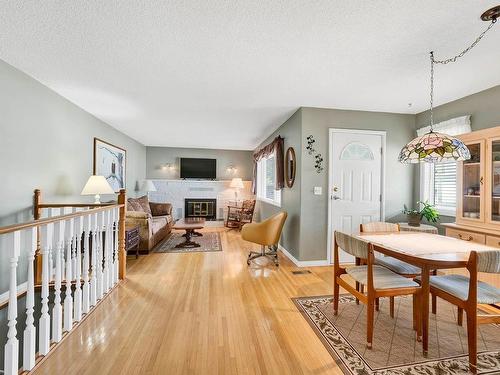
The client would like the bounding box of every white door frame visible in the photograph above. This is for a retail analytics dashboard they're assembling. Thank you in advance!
[326,128,387,264]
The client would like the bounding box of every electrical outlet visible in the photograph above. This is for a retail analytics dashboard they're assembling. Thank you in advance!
[313,187,322,195]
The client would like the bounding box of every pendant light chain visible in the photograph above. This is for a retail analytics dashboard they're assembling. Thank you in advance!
[428,19,496,130]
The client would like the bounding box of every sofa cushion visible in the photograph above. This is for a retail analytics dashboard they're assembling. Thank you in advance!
[128,195,152,216]
[151,217,167,234]
[150,202,173,216]
[127,198,143,212]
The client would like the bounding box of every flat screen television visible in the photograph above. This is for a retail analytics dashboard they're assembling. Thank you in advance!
[180,158,217,179]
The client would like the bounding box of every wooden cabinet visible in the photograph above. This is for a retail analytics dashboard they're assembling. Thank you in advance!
[445,126,500,239]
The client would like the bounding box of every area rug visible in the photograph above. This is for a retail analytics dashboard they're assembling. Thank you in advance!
[293,295,500,374]
[154,232,222,253]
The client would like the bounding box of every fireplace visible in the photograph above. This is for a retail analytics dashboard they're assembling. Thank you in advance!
[185,198,217,221]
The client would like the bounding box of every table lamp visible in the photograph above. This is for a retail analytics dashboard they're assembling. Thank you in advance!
[230,177,244,203]
[81,175,115,204]
[141,180,157,192]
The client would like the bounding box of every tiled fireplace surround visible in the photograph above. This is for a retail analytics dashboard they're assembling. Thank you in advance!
[148,179,254,223]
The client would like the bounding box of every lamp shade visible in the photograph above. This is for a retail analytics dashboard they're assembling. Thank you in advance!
[398,131,471,163]
[230,177,244,189]
[141,179,157,192]
[81,175,115,195]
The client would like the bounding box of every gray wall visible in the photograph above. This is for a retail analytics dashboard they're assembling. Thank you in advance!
[146,146,253,181]
[0,59,147,367]
[414,84,500,232]
[415,85,500,132]
[299,107,416,261]
[255,109,302,259]
[0,59,147,226]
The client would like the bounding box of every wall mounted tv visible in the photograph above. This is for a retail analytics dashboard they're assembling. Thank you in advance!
[180,158,217,180]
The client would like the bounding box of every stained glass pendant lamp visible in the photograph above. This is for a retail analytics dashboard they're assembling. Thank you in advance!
[399,6,499,164]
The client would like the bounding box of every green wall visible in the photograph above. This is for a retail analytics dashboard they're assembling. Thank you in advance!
[254,109,302,260]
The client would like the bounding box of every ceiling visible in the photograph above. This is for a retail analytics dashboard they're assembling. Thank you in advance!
[1,1,500,150]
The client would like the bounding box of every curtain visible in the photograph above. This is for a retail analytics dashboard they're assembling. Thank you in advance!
[416,115,471,136]
[252,136,284,194]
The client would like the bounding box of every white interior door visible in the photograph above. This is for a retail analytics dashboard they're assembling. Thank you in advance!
[328,129,385,263]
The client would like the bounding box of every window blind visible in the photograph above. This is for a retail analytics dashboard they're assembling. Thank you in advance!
[433,162,457,208]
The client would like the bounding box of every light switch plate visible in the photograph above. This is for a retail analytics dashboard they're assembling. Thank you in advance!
[313,186,322,195]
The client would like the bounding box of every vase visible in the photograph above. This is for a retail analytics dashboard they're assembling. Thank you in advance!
[407,213,421,227]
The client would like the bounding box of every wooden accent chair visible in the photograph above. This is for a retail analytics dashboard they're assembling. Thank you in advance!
[333,231,421,348]
[241,211,287,266]
[359,221,436,318]
[424,251,500,373]
[226,199,256,230]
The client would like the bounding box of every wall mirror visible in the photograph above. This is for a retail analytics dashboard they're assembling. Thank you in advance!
[285,147,296,188]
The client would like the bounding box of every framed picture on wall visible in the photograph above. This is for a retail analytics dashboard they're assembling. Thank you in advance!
[93,138,126,192]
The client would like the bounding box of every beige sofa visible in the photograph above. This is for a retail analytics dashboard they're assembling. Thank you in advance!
[126,196,173,253]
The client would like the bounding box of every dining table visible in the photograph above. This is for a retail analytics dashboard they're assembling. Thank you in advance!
[356,231,498,355]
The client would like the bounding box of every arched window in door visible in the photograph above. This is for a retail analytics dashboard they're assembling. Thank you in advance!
[340,142,374,161]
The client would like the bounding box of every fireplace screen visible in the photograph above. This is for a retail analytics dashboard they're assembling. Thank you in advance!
[185,198,217,220]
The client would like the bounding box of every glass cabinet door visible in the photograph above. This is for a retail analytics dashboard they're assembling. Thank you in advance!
[461,142,483,221]
[490,139,500,223]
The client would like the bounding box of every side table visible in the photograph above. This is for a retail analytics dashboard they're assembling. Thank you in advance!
[126,225,140,258]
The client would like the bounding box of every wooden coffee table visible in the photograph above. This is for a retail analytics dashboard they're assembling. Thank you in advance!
[173,218,206,248]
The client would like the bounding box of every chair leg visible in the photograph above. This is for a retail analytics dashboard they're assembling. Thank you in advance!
[390,297,395,318]
[458,307,463,326]
[431,269,437,315]
[355,282,360,305]
[375,297,379,311]
[414,292,422,341]
[367,296,375,349]
[333,277,340,316]
[466,309,477,373]
[412,294,417,331]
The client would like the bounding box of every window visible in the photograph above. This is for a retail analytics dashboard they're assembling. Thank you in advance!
[256,153,281,206]
[421,161,457,215]
[419,115,471,216]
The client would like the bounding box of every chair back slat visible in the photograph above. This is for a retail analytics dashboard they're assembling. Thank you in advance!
[477,250,500,273]
[335,231,368,259]
[360,222,400,233]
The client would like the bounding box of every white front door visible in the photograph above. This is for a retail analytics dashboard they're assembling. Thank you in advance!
[328,129,385,263]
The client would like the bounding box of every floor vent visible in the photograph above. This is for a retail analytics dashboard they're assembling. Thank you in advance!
[291,270,312,275]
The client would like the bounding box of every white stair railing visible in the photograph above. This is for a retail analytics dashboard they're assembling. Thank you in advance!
[1,193,126,375]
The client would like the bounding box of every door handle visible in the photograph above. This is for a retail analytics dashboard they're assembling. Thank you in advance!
[332,195,341,200]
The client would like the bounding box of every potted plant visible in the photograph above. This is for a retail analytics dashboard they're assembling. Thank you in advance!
[403,201,440,227]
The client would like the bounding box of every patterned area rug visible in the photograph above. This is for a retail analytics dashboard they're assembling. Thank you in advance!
[293,295,500,374]
[154,232,222,253]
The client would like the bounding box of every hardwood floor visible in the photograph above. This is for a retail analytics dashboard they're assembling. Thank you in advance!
[33,228,341,375]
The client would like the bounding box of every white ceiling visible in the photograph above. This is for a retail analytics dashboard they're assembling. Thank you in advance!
[1,1,500,150]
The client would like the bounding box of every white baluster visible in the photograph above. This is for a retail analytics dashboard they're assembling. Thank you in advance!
[4,231,20,375]
[74,216,83,321]
[102,210,110,293]
[106,210,113,291]
[82,214,91,313]
[90,213,98,307]
[63,218,73,332]
[23,228,37,371]
[112,208,119,285]
[39,223,52,355]
[52,219,64,342]
[96,212,104,299]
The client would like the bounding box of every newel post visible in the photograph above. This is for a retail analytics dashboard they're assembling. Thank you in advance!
[34,189,43,284]
[118,189,127,279]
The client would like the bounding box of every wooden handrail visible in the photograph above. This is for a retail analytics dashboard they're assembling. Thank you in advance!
[0,204,124,236]
[37,203,116,208]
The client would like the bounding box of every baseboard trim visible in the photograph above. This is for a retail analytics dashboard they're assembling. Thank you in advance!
[278,244,330,267]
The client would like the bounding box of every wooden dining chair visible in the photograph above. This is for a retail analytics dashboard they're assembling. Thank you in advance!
[359,221,436,318]
[425,250,500,372]
[333,231,421,348]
